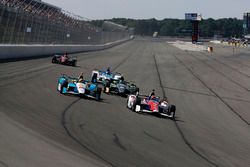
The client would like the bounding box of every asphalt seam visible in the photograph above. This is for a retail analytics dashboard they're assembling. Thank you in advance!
[162,86,216,97]
[162,85,250,103]
[186,51,250,91]
[153,54,220,167]
[173,51,249,125]
[207,52,250,69]
[61,98,117,167]
[203,52,250,78]
[60,50,135,167]
[0,64,54,80]
[0,161,8,167]
[0,66,55,88]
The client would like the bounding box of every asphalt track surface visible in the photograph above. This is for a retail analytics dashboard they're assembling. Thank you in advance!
[0,38,250,167]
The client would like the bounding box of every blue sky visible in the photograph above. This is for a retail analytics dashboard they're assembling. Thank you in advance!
[44,0,249,20]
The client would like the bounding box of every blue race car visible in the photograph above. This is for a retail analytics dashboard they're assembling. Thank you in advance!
[91,69,123,83]
[57,75,102,100]
[91,70,113,82]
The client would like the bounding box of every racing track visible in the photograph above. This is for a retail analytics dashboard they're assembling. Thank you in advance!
[0,38,250,167]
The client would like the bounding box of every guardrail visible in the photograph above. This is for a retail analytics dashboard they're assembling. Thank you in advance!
[0,37,132,61]
[0,2,134,61]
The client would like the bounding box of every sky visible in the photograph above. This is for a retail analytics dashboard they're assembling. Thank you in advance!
[43,0,250,20]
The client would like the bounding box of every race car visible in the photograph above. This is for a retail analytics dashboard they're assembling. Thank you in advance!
[126,81,140,95]
[127,94,176,119]
[57,74,102,100]
[103,79,139,97]
[52,54,77,66]
[91,70,122,82]
[91,70,112,82]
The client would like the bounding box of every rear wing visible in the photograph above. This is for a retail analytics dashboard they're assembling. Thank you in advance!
[70,56,77,60]
[136,94,161,100]
[132,94,148,99]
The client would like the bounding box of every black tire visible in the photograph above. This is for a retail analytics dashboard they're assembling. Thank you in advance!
[95,93,101,101]
[73,60,77,66]
[126,99,130,109]
[59,81,68,94]
[52,58,56,63]
[131,97,141,112]
[59,84,64,94]
[103,84,109,93]
[105,80,110,87]
[114,87,119,94]
[131,101,136,111]
[95,89,101,101]
[122,93,128,98]
[169,105,176,120]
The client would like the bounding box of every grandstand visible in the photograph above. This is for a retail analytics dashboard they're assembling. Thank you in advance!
[0,0,131,44]
[2,0,60,13]
[102,21,128,32]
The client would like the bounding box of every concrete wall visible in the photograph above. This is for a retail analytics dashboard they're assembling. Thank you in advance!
[0,38,131,60]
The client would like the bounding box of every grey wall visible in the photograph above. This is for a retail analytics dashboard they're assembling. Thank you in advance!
[0,37,132,60]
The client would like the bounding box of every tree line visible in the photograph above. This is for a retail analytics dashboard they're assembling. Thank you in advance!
[92,18,243,38]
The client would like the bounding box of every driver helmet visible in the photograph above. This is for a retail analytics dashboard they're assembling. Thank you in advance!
[150,89,155,96]
[64,52,68,57]
[151,95,156,100]
[163,97,169,103]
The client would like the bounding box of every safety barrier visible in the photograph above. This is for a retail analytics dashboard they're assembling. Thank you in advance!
[0,37,131,60]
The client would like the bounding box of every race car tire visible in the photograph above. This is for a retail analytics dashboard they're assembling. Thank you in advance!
[131,101,136,112]
[135,88,139,93]
[132,98,141,112]
[59,84,64,94]
[169,105,176,120]
[103,86,108,93]
[122,93,127,98]
[60,81,68,94]
[58,83,61,92]
[95,93,101,101]
[126,99,130,109]
[52,58,56,63]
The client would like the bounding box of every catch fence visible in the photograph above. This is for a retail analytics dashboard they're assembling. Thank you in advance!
[0,0,132,44]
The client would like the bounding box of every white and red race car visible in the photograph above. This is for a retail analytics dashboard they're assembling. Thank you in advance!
[52,54,77,66]
[127,94,176,119]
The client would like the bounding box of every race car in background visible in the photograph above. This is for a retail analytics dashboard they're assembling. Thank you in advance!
[103,79,139,97]
[52,54,77,66]
[57,74,102,100]
[91,70,122,82]
[127,94,176,119]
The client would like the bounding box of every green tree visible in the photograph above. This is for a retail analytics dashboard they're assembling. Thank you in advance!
[93,18,243,38]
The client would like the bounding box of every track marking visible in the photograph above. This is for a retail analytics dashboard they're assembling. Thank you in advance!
[113,134,127,151]
[143,131,163,143]
[62,98,118,167]
[162,86,216,97]
[171,51,250,125]
[0,161,8,167]
[162,85,250,103]
[61,50,135,166]
[187,51,250,91]
[210,52,250,77]
[153,54,220,167]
